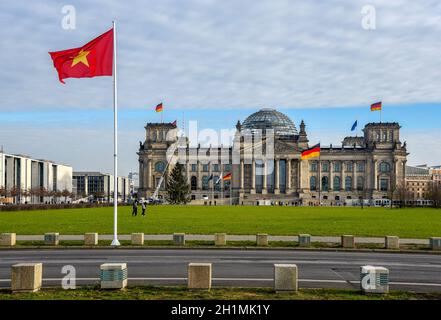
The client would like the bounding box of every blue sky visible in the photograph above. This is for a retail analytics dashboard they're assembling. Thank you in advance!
[0,1,441,175]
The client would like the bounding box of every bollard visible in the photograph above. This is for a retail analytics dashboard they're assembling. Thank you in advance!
[360,265,389,294]
[214,233,226,246]
[188,263,212,290]
[429,237,441,250]
[298,234,311,247]
[131,233,144,245]
[274,264,298,292]
[11,263,43,293]
[256,233,268,246]
[341,235,355,248]
[173,233,185,246]
[84,233,98,246]
[44,233,59,246]
[100,263,128,289]
[0,233,16,246]
[385,236,400,250]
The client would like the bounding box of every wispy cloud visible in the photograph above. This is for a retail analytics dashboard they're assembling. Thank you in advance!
[1,0,441,111]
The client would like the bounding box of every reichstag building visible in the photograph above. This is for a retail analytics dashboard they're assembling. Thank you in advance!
[137,108,408,205]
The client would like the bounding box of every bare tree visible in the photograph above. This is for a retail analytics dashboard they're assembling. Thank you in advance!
[426,182,441,208]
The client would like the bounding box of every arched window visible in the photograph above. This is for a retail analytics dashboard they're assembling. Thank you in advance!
[322,176,329,192]
[333,176,341,191]
[345,176,352,191]
[310,176,317,191]
[202,176,209,190]
[155,161,166,173]
[379,162,391,173]
[357,176,364,191]
[191,176,197,191]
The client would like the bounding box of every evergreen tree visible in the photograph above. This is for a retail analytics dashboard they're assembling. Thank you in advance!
[166,163,191,204]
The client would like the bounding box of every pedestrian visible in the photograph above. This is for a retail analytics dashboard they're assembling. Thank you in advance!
[141,200,146,216]
[132,200,138,217]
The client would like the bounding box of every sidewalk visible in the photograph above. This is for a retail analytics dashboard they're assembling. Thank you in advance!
[15,234,429,245]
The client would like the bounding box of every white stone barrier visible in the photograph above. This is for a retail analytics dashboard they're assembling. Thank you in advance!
[188,263,212,290]
[84,233,98,246]
[430,237,441,250]
[11,263,43,293]
[341,235,355,248]
[214,233,226,246]
[44,233,59,246]
[298,234,311,247]
[131,233,144,245]
[100,263,128,289]
[385,236,400,249]
[256,233,268,246]
[173,233,185,246]
[0,233,16,246]
[274,264,298,292]
[360,265,389,294]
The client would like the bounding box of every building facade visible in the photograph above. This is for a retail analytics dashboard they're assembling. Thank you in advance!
[0,151,72,204]
[138,109,408,205]
[73,171,129,203]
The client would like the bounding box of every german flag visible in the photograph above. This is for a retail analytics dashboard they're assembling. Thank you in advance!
[155,102,163,112]
[301,143,320,160]
[222,173,232,181]
[370,101,382,111]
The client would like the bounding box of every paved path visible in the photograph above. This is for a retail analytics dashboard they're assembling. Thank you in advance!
[1,248,440,292]
[15,234,429,244]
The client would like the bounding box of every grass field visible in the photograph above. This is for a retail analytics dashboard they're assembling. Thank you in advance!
[1,205,440,238]
[1,286,440,300]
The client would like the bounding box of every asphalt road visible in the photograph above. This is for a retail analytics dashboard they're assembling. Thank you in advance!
[1,248,440,292]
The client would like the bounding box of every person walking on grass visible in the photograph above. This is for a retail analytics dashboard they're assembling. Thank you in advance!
[141,200,146,216]
[132,199,138,217]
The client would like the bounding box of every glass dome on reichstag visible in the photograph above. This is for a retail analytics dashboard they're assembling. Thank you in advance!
[242,108,298,136]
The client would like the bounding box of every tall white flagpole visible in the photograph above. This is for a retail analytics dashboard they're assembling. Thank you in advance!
[111,21,120,246]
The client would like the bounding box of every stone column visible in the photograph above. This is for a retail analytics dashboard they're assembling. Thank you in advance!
[262,160,267,194]
[353,161,357,191]
[286,159,292,193]
[197,162,202,191]
[240,159,244,190]
[251,159,256,194]
[139,160,144,190]
[374,159,378,191]
[329,160,333,192]
[147,160,152,189]
[274,159,280,194]
[186,161,190,184]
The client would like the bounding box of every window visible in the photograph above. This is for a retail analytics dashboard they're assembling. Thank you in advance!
[224,164,232,172]
[333,176,341,191]
[191,176,197,190]
[155,161,166,173]
[224,180,230,191]
[380,178,388,191]
[310,162,318,172]
[357,162,365,172]
[346,162,353,172]
[345,176,352,191]
[202,164,209,172]
[322,163,329,172]
[202,176,209,190]
[379,162,391,173]
[191,164,197,172]
[357,176,364,191]
[333,162,341,172]
[213,164,219,172]
[390,130,394,141]
[321,176,329,192]
[310,176,317,191]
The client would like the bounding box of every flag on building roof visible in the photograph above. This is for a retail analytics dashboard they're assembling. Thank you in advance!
[371,101,382,111]
[351,120,358,131]
[155,103,163,112]
[222,173,232,181]
[49,28,114,84]
[301,143,321,160]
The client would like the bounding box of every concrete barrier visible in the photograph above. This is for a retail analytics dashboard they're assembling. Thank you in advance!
[173,233,185,246]
[360,265,389,294]
[131,233,144,245]
[84,233,98,246]
[214,233,226,246]
[429,237,441,250]
[188,263,212,290]
[298,234,311,247]
[11,263,43,293]
[274,264,298,292]
[341,235,355,248]
[0,233,16,246]
[256,233,268,246]
[44,233,59,246]
[385,236,400,249]
[100,263,128,289]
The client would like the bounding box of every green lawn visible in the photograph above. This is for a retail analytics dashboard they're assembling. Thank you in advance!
[1,286,440,300]
[0,206,440,238]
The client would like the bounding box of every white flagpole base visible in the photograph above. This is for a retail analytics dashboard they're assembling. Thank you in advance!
[111,239,121,246]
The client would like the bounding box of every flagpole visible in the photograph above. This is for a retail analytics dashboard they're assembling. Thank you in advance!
[111,21,120,246]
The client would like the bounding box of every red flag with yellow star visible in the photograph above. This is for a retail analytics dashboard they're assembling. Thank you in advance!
[49,28,113,84]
